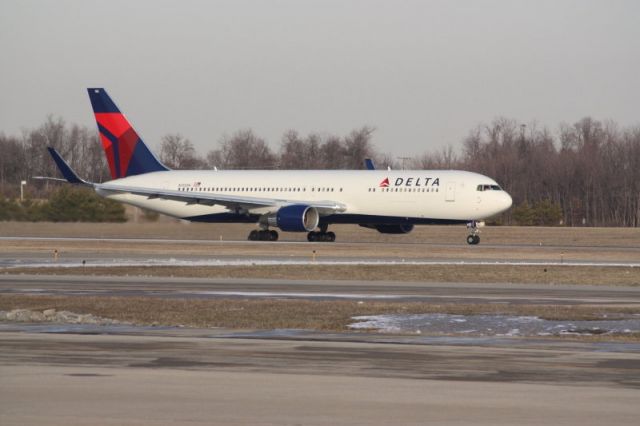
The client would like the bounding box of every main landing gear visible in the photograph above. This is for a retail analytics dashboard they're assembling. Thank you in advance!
[307,224,336,242]
[466,220,480,245]
[248,229,279,241]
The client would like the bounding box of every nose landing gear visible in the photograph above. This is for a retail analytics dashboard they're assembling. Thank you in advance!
[466,221,480,245]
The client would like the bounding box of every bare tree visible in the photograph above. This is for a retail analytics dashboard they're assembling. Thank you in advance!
[208,129,276,169]
[159,134,205,169]
[279,130,308,169]
[343,126,376,169]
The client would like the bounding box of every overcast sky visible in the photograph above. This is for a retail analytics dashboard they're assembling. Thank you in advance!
[1,0,639,156]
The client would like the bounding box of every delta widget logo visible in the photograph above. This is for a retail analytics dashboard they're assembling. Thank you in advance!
[378,176,440,188]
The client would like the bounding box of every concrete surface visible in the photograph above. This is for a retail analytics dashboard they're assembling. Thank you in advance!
[1,331,639,425]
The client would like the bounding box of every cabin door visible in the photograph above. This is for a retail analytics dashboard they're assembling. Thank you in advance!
[445,182,456,202]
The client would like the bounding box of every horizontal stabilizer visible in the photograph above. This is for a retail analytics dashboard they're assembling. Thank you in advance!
[44,147,91,185]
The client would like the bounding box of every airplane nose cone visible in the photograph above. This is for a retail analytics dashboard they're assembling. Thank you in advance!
[503,192,513,211]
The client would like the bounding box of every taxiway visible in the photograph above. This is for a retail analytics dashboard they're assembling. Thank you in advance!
[1,274,639,305]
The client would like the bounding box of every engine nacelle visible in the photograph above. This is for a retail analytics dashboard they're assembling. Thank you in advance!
[360,223,414,234]
[268,204,319,232]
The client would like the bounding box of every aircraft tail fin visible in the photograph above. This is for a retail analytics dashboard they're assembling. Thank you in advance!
[364,158,376,170]
[87,88,169,179]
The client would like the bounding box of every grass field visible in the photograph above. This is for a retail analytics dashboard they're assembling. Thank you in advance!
[6,264,639,286]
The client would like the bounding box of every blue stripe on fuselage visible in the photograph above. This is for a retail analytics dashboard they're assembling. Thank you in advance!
[183,212,467,226]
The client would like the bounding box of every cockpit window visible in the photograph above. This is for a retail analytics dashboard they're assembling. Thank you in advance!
[477,184,502,191]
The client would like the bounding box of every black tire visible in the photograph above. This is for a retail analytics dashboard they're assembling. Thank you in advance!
[307,232,317,242]
[473,235,480,245]
[269,230,279,241]
[466,235,476,245]
[327,231,336,242]
[248,230,258,241]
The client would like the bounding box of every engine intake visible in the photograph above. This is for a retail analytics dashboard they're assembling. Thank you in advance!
[268,204,319,232]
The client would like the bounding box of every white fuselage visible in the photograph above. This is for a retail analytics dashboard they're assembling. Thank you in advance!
[96,169,512,227]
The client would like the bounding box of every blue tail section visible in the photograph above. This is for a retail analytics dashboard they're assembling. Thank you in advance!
[87,88,169,179]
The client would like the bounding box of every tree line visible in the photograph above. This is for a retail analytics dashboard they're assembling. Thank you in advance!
[1,116,638,226]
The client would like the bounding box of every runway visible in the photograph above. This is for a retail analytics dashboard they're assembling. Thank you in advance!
[2,274,640,305]
[2,235,640,267]
[1,330,639,425]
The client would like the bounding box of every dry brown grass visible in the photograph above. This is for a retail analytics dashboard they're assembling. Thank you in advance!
[2,294,639,332]
[5,264,639,286]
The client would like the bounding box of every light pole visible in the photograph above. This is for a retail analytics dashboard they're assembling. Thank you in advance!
[20,180,26,202]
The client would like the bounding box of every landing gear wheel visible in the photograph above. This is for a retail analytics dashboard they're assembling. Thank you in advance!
[466,234,480,245]
[249,229,279,241]
[466,220,481,245]
[307,231,336,242]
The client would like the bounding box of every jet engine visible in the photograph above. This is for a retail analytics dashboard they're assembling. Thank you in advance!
[268,204,319,232]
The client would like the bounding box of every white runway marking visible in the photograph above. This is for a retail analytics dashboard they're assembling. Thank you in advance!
[2,258,639,268]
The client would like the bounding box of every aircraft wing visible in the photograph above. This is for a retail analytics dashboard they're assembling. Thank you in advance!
[96,183,347,215]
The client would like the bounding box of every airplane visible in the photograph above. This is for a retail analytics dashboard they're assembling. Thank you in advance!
[41,88,512,244]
